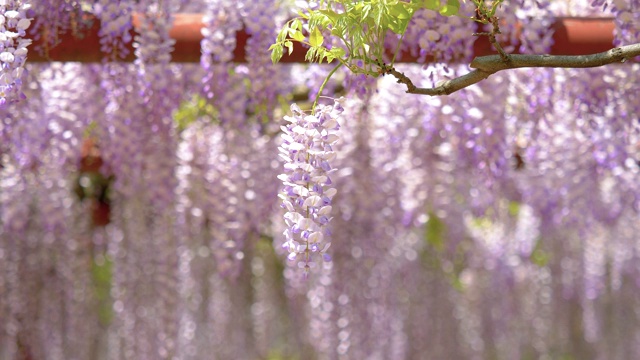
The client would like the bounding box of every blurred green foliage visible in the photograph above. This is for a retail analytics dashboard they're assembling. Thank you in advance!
[173,94,218,131]
[91,254,113,326]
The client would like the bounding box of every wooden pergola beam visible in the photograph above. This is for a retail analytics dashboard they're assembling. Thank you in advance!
[28,14,616,63]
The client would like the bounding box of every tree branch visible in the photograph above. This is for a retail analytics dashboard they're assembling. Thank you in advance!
[386,43,640,96]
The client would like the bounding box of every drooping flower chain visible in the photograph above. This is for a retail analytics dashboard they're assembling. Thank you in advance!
[0,0,31,106]
[242,0,283,122]
[26,0,85,54]
[494,1,555,54]
[134,1,181,209]
[201,0,241,66]
[278,100,343,275]
[133,2,175,94]
[94,0,135,60]
[401,3,476,64]
[200,0,243,110]
[610,0,640,46]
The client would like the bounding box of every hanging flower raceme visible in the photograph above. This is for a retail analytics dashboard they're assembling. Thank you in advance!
[611,0,640,46]
[0,0,31,106]
[201,0,242,66]
[278,99,343,276]
[94,0,135,60]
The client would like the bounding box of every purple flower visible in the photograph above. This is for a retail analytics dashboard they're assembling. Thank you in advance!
[94,0,134,60]
[0,0,31,106]
[278,99,344,273]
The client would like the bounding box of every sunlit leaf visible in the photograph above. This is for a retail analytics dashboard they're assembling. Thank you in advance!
[423,0,440,10]
[361,3,371,21]
[318,9,340,24]
[309,26,324,48]
[329,47,346,59]
[291,30,305,42]
[270,45,283,64]
[305,46,317,62]
[440,0,460,16]
[284,40,294,55]
[490,0,505,17]
[389,3,411,19]
[291,18,302,31]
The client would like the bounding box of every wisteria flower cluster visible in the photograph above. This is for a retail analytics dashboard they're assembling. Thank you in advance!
[278,99,344,275]
[242,0,283,122]
[0,0,31,106]
[610,0,640,46]
[94,0,134,60]
[133,3,175,91]
[496,0,556,54]
[401,4,476,64]
[201,0,242,65]
[200,0,247,127]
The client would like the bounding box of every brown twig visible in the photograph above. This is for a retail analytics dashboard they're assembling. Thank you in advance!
[379,43,640,97]
[472,4,510,63]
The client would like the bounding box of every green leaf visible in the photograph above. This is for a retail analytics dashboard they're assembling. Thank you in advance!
[309,26,324,48]
[389,3,411,19]
[284,40,293,55]
[388,7,412,35]
[361,3,372,22]
[372,1,387,28]
[440,0,460,16]
[508,201,520,217]
[318,9,340,24]
[305,47,317,62]
[276,27,287,43]
[291,30,305,42]
[489,0,505,17]
[329,47,346,59]
[530,238,549,267]
[423,0,440,10]
[298,10,310,19]
[316,48,327,63]
[309,10,332,29]
[270,45,283,64]
[291,18,302,31]
[92,254,113,325]
[424,213,446,252]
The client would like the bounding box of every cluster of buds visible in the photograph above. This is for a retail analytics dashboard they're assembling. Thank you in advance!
[278,99,344,275]
[0,0,31,105]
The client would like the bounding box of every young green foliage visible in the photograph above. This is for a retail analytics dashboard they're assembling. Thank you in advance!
[440,0,461,16]
[270,0,463,77]
[470,0,505,23]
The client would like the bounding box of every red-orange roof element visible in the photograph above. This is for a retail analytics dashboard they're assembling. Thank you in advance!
[28,14,615,63]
